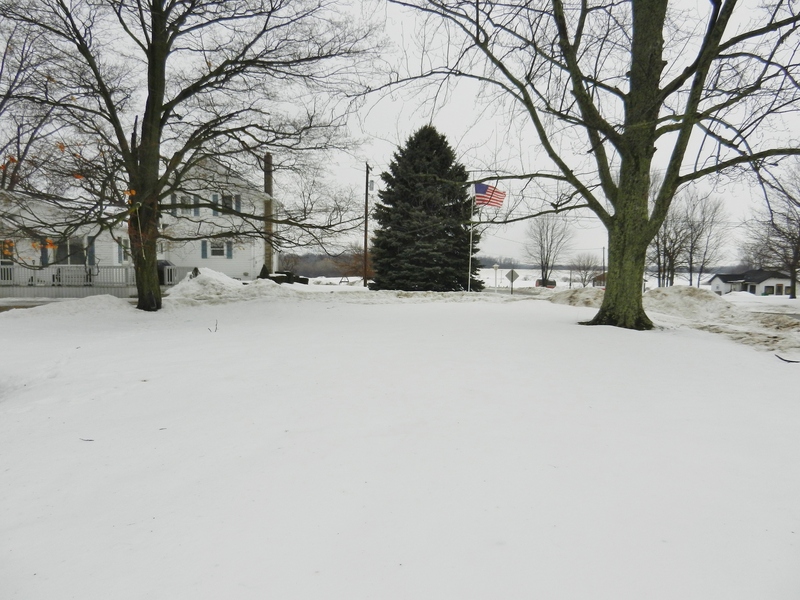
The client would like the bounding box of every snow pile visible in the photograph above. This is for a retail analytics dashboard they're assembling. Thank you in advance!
[310,276,367,287]
[513,286,556,298]
[644,286,800,354]
[644,286,744,321]
[164,268,295,306]
[549,287,604,308]
[724,291,800,315]
[0,294,135,320]
[724,291,763,303]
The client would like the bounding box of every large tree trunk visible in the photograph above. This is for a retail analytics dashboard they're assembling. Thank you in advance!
[126,5,167,311]
[585,226,652,329]
[129,196,162,311]
[585,193,655,330]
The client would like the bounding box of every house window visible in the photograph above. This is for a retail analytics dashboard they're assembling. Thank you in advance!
[180,195,194,215]
[55,237,86,265]
[777,284,784,295]
[210,240,225,256]
[222,195,233,210]
[1,239,13,263]
[1,239,12,281]
[118,239,131,263]
[765,285,775,295]
[201,240,233,259]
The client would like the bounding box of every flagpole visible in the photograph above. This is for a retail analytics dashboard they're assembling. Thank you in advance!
[468,185,476,292]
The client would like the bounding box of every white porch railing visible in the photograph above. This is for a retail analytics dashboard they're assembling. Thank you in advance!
[0,264,193,299]
[0,264,134,287]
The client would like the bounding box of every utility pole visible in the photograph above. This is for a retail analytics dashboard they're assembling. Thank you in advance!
[363,162,370,287]
[263,152,274,273]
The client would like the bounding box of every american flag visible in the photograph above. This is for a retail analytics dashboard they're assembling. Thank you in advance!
[474,183,506,208]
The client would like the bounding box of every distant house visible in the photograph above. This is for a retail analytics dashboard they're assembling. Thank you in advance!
[706,269,792,296]
[592,272,607,287]
[535,278,556,288]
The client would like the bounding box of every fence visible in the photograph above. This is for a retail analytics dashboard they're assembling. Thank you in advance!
[0,264,193,299]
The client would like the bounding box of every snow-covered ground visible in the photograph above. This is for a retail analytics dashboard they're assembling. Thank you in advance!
[2,270,799,599]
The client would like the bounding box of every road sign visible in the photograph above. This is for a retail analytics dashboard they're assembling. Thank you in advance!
[506,269,519,283]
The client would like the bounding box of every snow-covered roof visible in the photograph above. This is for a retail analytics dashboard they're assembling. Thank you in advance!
[709,269,790,284]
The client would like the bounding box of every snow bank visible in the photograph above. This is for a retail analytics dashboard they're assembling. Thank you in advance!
[164,276,798,354]
[8,268,793,355]
[644,286,744,321]
[549,287,604,308]
[164,268,297,307]
[163,269,513,307]
[644,286,800,354]
[0,294,135,320]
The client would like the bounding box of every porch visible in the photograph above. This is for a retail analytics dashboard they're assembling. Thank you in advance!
[0,264,194,299]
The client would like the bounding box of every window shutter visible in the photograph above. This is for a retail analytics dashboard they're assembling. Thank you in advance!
[87,241,96,266]
[212,194,219,216]
[226,241,233,259]
[171,194,177,216]
[194,195,200,216]
[235,195,241,212]
[118,241,123,264]
[201,240,208,258]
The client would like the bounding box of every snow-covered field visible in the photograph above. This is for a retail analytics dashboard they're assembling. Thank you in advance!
[2,270,799,599]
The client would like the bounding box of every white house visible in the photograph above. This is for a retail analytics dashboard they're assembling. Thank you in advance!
[1,159,277,298]
[157,159,276,280]
[707,269,793,296]
[1,189,146,297]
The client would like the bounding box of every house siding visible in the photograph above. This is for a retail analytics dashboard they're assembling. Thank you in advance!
[709,274,792,295]
[160,238,263,281]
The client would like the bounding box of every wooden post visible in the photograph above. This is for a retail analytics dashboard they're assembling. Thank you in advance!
[364,162,370,287]
[264,152,274,273]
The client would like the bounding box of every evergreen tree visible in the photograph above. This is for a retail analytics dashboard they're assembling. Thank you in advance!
[370,126,482,292]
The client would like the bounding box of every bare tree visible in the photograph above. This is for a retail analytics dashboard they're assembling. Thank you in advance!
[743,176,800,299]
[571,252,601,288]
[648,207,687,287]
[1,0,379,310]
[683,192,727,287]
[0,20,89,265]
[525,214,572,287]
[0,16,78,197]
[389,0,800,328]
[333,242,373,281]
[648,189,727,287]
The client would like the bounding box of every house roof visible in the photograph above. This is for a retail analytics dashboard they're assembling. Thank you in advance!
[709,269,790,284]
